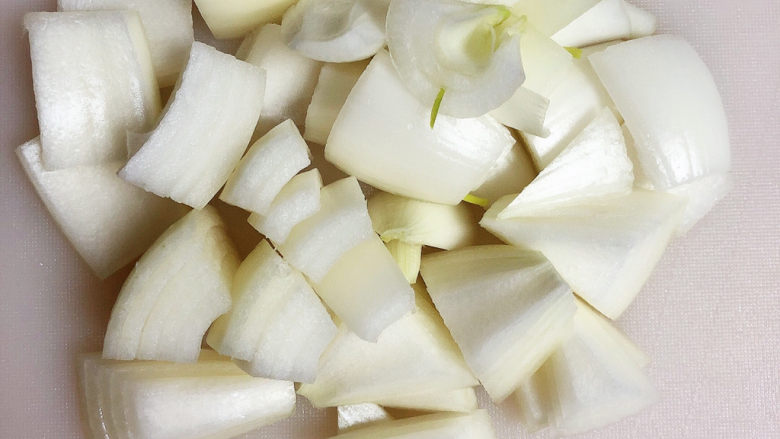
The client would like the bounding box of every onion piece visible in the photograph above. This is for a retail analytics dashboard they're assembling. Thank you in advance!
[247,169,323,244]
[282,0,390,62]
[471,143,537,204]
[206,240,337,383]
[219,119,311,216]
[298,285,478,407]
[499,108,633,218]
[330,410,497,438]
[325,51,515,205]
[305,61,368,145]
[541,301,657,435]
[25,11,160,170]
[277,177,375,283]
[193,0,296,39]
[522,42,618,169]
[243,24,323,136]
[338,404,393,432]
[58,0,194,86]
[589,35,731,189]
[420,245,576,401]
[489,88,550,136]
[313,237,415,342]
[489,26,573,135]
[102,207,239,362]
[384,240,422,284]
[481,190,685,319]
[102,353,243,438]
[16,138,186,279]
[386,0,526,117]
[368,191,478,250]
[623,126,732,235]
[83,353,296,439]
[119,42,266,209]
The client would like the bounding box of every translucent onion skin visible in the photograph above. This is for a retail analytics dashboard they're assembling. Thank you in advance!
[589,35,731,190]
[386,0,525,117]
[282,0,390,63]
[325,51,515,205]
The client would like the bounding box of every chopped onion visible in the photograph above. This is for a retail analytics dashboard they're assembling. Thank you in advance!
[298,285,478,407]
[25,10,160,170]
[338,404,393,432]
[368,191,479,250]
[247,169,323,244]
[666,173,733,236]
[313,237,415,341]
[282,0,390,62]
[305,61,368,145]
[386,0,526,117]
[471,143,537,204]
[589,35,731,189]
[193,0,296,39]
[277,176,375,283]
[206,240,337,383]
[80,352,296,439]
[513,372,551,433]
[538,301,657,435]
[420,245,576,401]
[220,119,311,216]
[499,108,633,218]
[325,51,515,205]
[521,42,619,169]
[489,27,573,135]
[103,207,239,362]
[510,0,601,36]
[624,1,658,38]
[119,42,266,209]
[16,138,186,279]
[243,24,323,135]
[384,240,422,284]
[481,190,685,319]
[58,0,194,86]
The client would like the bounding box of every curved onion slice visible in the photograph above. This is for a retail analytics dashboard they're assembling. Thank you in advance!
[386,0,525,117]
[589,35,731,189]
[325,51,514,205]
[282,0,389,62]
